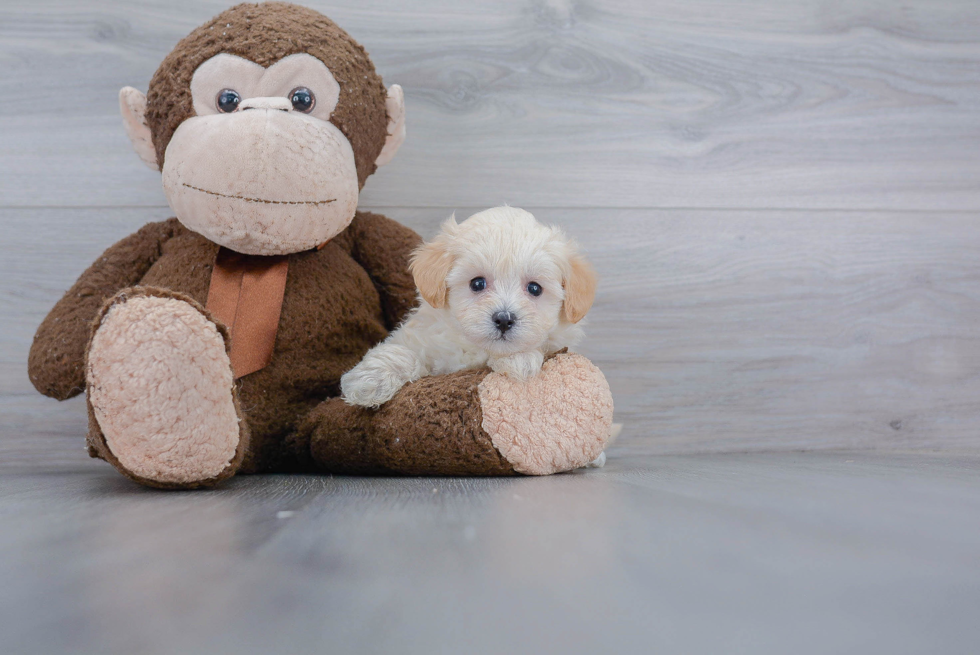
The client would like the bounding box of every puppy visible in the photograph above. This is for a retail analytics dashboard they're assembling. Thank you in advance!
[341,206,597,408]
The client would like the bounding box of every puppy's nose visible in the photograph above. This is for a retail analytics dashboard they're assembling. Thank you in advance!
[492,311,516,333]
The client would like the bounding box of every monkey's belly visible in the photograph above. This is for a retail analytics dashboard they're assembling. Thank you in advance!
[140,235,389,470]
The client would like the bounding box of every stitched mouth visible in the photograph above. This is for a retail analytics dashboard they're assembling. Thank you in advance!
[183,183,336,206]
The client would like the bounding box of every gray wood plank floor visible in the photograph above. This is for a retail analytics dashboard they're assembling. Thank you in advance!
[3,450,980,655]
[3,0,980,455]
[2,1,980,652]
[2,0,979,455]
[2,0,980,210]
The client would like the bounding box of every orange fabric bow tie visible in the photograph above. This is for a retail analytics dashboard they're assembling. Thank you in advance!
[206,248,289,379]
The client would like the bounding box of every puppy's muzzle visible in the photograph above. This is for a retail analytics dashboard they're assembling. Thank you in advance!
[492,310,516,334]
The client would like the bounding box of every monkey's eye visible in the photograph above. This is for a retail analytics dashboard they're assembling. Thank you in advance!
[289,87,316,113]
[469,277,486,292]
[527,282,543,297]
[216,89,241,113]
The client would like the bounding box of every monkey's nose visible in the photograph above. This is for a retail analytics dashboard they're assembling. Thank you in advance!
[492,311,516,333]
[238,97,292,112]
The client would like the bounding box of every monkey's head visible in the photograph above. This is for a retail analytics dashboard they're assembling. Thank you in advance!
[119,2,405,255]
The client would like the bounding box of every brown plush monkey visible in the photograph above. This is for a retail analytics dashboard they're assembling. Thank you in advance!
[27,2,613,489]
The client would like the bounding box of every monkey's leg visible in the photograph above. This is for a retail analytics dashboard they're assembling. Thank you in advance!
[300,353,613,476]
[85,287,247,489]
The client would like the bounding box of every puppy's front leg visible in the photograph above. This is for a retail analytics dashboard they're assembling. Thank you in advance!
[487,350,545,381]
[341,343,424,408]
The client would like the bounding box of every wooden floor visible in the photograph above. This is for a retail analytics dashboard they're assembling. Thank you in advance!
[3,450,980,654]
[2,1,980,652]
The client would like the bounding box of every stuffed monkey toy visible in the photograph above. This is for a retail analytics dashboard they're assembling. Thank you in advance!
[27,2,614,489]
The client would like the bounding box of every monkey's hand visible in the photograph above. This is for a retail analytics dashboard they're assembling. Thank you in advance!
[487,350,545,381]
[341,343,424,408]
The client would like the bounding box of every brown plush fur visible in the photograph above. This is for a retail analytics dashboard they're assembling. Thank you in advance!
[28,3,532,483]
[301,369,516,476]
[30,213,419,469]
[145,2,389,187]
[29,219,185,401]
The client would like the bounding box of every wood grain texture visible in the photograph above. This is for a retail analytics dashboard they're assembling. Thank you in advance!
[0,0,979,209]
[5,206,980,461]
[2,451,980,654]
[2,0,979,457]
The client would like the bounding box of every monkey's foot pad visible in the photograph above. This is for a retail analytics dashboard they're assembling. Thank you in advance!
[87,290,243,487]
[478,352,615,475]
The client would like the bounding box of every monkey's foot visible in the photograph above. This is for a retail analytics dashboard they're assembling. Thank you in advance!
[478,352,614,475]
[304,352,612,476]
[86,288,246,488]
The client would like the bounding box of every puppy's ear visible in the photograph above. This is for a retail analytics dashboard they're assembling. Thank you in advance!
[410,217,457,309]
[562,251,597,324]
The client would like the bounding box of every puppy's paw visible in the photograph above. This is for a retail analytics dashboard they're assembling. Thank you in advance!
[340,368,393,407]
[488,350,545,381]
[584,451,606,468]
[341,344,424,408]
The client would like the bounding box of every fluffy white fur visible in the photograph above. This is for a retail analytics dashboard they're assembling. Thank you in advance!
[341,206,597,408]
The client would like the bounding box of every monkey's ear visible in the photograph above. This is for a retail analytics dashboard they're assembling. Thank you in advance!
[119,87,159,171]
[409,216,457,309]
[375,84,406,168]
[562,252,597,324]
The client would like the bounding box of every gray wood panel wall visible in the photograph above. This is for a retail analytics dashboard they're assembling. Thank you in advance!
[2,0,980,463]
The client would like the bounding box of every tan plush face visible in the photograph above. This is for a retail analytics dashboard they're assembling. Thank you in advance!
[160,53,359,255]
[118,3,407,256]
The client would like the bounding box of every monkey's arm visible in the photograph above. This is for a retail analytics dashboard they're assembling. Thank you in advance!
[28,218,181,400]
[345,210,422,330]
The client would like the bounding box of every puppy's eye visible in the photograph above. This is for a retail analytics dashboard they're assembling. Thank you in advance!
[216,89,241,113]
[527,281,543,297]
[469,277,486,292]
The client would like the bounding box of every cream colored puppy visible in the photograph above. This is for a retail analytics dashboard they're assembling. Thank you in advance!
[341,206,597,408]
